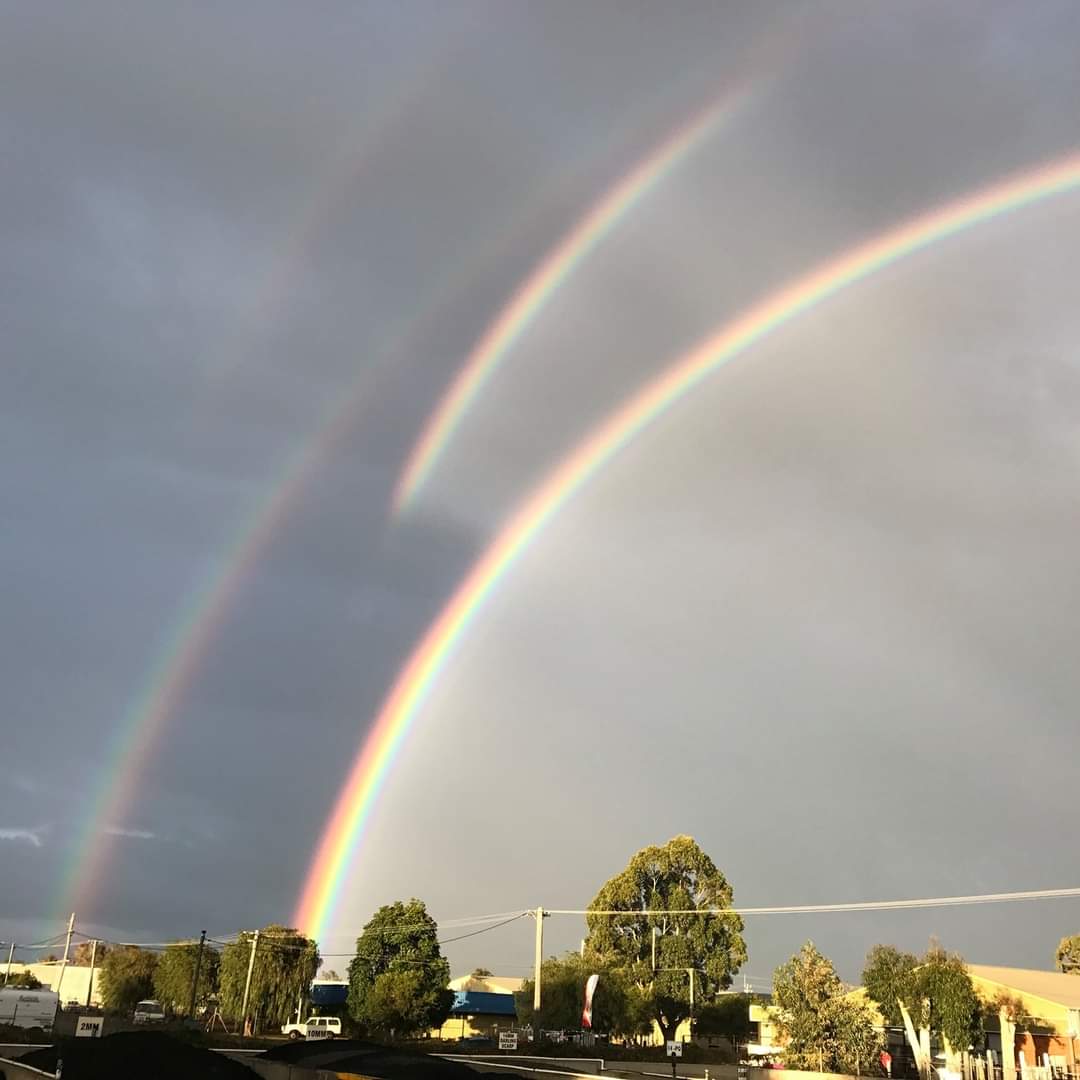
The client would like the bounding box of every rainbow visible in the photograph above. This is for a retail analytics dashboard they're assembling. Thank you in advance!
[53,69,729,919]
[390,89,750,514]
[294,150,1080,941]
[53,43,471,919]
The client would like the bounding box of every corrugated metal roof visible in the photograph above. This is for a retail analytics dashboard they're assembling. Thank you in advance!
[967,966,1080,1008]
[450,990,518,1017]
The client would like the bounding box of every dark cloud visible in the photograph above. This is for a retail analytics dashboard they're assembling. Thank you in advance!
[3,0,1079,986]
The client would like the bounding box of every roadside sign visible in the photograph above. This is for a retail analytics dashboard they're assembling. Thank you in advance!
[76,1016,104,1038]
[666,1040,683,1057]
[306,1026,334,1041]
[499,1031,518,1050]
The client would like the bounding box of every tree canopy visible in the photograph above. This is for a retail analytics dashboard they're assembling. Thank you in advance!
[1056,935,1080,973]
[347,899,451,1037]
[774,941,882,1074]
[862,945,919,1027]
[100,946,159,1013]
[516,953,650,1040]
[71,941,109,967]
[584,836,747,1041]
[694,993,758,1041]
[219,925,319,1032]
[5,970,42,989]
[862,943,981,1050]
[152,941,220,1016]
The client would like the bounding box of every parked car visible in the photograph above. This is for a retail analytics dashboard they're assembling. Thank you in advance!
[281,1015,341,1041]
[133,999,166,1024]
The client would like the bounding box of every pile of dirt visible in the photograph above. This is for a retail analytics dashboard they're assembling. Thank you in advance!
[262,1038,504,1078]
[20,1032,257,1079]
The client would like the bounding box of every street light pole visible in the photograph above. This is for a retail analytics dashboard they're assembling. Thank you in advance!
[187,931,206,1020]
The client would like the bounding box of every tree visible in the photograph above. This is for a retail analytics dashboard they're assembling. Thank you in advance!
[348,899,451,1037]
[863,942,981,1070]
[471,968,493,978]
[695,993,758,1042]
[1055,935,1080,973]
[219,926,319,1033]
[584,836,747,1042]
[363,969,444,1039]
[863,945,919,1027]
[917,946,981,1052]
[153,941,220,1016]
[71,941,109,967]
[5,970,42,989]
[320,969,342,981]
[773,942,882,1074]
[100,946,159,1013]
[516,954,645,1040]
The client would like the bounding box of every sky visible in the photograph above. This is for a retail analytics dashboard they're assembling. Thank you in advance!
[3,0,1080,987]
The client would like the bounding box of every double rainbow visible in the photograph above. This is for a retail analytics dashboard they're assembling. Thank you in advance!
[391,90,749,513]
[294,151,1080,941]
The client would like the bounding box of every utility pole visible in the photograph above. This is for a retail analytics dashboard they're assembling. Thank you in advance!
[56,912,75,998]
[688,968,695,1034]
[652,927,660,972]
[187,931,206,1020]
[240,930,259,1039]
[3,942,14,987]
[62,913,75,964]
[85,941,98,1007]
[532,908,546,1015]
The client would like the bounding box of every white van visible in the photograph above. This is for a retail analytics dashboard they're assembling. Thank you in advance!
[0,988,59,1031]
[133,999,166,1023]
[281,1015,341,1041]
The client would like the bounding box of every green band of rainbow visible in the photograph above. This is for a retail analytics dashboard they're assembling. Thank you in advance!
[391,90,749,513]
[294,150,1080,941]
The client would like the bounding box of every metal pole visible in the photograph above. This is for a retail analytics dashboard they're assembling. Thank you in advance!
[85,940,98,1007]
[240,931,259,1038]
[688,968,695,1028]
[653,928,659,972]
[3,942,14,987]
[187,931,206,1019]
[62,914,75,963]
[533,909,544,1014]
[56,912,75,999]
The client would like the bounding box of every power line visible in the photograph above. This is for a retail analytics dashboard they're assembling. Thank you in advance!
[551,885,1080,916]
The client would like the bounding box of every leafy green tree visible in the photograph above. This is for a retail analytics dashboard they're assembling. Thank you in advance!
[584,836,747,1042]
[348,899,451,1037]
[100,946,159,1013]
[362,969,444,1039]
[917,946,981,1051]
[773,942,882,1074]
[471,968,493,978]
[219,925,319,1033]
[695,993,757,1041]
[5,970,42,989]
[863,944,919,1027]
[863,943,981,1055]
[152,941,220,1016]
[71,941,109,967]
[516,953,645,1039]
[1055,935,1080,973]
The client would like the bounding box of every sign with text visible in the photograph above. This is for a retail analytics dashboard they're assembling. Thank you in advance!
[306,1026,335,1041]
[499,1031,518,1051]
[666,1040,683,1057]
[76,1016,104,1038]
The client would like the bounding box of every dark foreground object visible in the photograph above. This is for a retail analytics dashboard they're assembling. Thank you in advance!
[262,1038,504,1078]
[19,1032,257,1079]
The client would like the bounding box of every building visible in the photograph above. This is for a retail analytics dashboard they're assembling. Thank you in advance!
[433,974,523,1040]
[1,962,102,1007]
[965,965,1080,1070]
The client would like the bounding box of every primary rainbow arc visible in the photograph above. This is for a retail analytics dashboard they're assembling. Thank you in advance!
[294,150,1080,943]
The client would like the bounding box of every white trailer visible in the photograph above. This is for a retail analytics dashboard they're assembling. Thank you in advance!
[0,988,59,1030]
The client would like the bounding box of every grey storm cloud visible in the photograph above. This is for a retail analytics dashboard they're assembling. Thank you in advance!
[3,0,1080,983]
